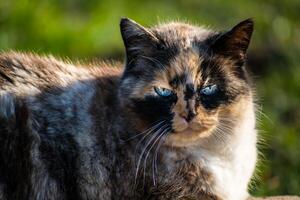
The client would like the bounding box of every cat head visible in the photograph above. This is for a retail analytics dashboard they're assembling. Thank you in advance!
[119,18,254,146]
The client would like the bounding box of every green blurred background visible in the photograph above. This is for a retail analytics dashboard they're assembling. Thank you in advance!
[0,0,299,196]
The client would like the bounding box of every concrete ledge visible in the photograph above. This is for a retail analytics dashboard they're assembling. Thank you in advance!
[249,196,300,200]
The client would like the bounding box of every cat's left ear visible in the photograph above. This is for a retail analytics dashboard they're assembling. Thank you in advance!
[210,19,254,65]
[120,18,159,64]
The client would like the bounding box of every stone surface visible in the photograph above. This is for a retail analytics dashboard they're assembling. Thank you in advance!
[249,196,300,200]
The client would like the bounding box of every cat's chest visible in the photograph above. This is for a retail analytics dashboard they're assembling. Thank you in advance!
[161,144,254,200]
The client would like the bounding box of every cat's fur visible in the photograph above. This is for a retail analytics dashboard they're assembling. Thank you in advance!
[0,18,256,200]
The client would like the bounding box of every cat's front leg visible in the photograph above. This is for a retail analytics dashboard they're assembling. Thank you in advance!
[147,161,221,200]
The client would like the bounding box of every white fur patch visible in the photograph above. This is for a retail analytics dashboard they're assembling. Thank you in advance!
[186,101,257,200]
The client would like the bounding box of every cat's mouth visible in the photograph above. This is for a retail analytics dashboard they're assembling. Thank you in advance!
[165,124,215,147]
[174,126,208,134]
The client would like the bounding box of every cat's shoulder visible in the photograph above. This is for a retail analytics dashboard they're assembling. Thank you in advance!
[0,51,122,118]
[0,51,122,86]
[0,51,77,85]
[0,51,70,72]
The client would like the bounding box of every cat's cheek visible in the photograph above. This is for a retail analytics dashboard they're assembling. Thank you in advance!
[129,97,174,126]
[217,95,252,120]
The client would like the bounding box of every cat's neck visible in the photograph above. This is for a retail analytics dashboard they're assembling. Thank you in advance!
[88,67,137,142]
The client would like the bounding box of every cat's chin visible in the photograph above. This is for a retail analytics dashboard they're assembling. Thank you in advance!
[164,126,215,147]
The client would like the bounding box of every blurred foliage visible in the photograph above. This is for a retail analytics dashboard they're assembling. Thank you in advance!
[0,0,299,196]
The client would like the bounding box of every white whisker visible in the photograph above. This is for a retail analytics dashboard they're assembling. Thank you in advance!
[152,129,171,186]
[142,127,170,186]
[125,120,165,142]
[134,122,167,187]
[141,124,169,187]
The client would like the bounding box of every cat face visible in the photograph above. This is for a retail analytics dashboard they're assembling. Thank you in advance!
[119,18,253,146]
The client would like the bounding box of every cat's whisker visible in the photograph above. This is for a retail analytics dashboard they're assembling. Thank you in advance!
[213,122,235,143]
[256,106,274,125]
[215,123,229,133]
[127,56,138,68]
[134,120,166,155]
[143,127,170,186]
[134,122,167,188]
[217,124,234,133]
[140,127,163,186]
[134,123,164,180]
[203,116,236,143]
[152,129,171,186]
[213,128,226,143]
[125,119,165,142]
[218,116,238,124]
[218,118,236,130]
[220,123,235,134]
[141,124,169,187]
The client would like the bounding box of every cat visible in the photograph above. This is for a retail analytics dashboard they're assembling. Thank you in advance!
[0,18,257,200]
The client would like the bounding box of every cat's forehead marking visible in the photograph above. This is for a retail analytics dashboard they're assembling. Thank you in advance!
[167,49,203,87]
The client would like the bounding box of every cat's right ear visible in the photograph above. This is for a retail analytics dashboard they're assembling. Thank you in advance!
[120,18,158,64]
[209,19,254,66]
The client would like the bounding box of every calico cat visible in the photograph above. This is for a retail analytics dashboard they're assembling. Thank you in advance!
[0,18,257,200]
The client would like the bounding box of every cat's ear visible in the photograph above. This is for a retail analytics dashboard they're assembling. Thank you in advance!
[120,18,159,63]
[210,19,254,65]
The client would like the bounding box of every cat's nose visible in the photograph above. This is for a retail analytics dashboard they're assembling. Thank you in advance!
[186,110,197,122]
[180,109,197,123]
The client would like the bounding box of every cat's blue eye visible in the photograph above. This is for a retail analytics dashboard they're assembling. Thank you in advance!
[200,84,218,96]
[154,87,173,97]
